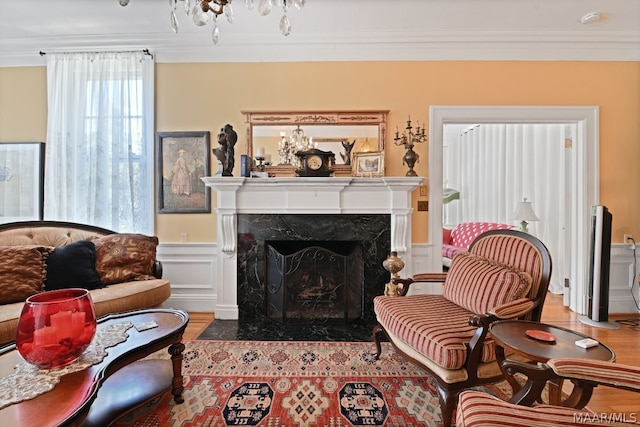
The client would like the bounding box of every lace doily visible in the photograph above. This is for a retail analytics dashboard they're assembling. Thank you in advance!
[0,321,133,409]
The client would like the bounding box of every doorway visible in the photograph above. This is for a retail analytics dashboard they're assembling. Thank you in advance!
[429,106,599,314]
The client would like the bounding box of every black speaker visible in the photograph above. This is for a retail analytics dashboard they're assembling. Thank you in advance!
[587,205,612,322]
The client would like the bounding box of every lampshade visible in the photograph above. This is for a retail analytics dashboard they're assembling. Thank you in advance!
[514,198,540,222]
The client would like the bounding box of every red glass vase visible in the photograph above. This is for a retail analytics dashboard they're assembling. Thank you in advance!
[16,288,97,369]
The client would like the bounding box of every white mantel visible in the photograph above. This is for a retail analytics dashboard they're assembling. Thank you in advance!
[202,176,424,319]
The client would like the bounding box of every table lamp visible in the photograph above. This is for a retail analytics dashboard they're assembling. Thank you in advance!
[514,198,539,233]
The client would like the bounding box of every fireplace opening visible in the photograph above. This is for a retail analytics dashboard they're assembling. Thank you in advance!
[265,240,363,323]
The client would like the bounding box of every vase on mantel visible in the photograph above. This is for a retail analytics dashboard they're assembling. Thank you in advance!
[16,288,97,369]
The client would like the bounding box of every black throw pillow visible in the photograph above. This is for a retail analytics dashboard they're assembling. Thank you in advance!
[45,240,103,291]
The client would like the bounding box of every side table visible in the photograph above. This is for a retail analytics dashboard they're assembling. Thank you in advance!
[0,308,189,427]
[490,320,615,408]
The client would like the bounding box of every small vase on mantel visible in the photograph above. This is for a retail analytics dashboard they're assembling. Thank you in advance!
[383,251,405,297]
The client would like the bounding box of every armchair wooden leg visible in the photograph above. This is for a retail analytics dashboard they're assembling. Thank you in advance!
[436,384,458,427]
[372,324,384,359]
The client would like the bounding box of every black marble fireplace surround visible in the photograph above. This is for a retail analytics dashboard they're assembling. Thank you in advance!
[239,213,390,321]
[198,213,390,342]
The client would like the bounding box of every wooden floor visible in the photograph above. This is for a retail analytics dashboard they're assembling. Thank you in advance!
[182,292,640,415]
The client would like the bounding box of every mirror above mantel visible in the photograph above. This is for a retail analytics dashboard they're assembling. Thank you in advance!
[242,110,389,176]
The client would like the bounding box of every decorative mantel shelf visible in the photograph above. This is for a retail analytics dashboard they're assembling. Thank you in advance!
[202,176,424,319]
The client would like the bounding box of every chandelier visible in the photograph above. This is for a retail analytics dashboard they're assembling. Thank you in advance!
[278,125,316,165]
[119,0,306,44]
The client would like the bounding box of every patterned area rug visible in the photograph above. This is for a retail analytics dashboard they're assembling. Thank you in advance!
[116,340,515,427]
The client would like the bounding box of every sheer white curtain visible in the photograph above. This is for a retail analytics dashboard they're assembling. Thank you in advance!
[444,123,572,294]
[45,52,154,233]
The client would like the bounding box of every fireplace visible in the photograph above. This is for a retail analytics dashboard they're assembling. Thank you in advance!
[202,177,423,320]
[265,240,363,322]
[237,214,390,322]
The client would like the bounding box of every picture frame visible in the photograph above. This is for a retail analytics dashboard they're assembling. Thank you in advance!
[156,131,211,213]
[352,151,385,177]
[0,142,45,224]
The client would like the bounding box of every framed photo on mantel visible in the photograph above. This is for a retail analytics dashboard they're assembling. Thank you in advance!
[0,142,45,224]
[352,151,385,177]
[156,131,211,214]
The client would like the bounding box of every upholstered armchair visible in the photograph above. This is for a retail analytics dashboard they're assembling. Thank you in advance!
[456,357,640,426]
[373,230,552,427]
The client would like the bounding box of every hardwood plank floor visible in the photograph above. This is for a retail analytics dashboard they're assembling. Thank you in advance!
[539,293,640,417]
[182,292,640,416]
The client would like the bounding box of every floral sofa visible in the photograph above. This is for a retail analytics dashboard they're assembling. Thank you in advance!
[0,221,171,346]
[442,222,515,267]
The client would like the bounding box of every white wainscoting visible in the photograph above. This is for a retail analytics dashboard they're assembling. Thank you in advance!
[157,242,639,315]
[609,243,640,315]
[156,243,217,313]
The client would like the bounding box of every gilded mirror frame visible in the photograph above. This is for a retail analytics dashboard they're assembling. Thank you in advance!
[242,110,389,176]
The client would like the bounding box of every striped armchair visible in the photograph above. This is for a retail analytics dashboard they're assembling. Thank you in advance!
[456,358,640,426]
[373,230,552,427]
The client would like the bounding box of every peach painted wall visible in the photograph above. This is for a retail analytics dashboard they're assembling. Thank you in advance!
[1,61,638,244]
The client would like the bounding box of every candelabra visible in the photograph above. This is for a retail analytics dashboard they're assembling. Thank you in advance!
[394,115,428,177]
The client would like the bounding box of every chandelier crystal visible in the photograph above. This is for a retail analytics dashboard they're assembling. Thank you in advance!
[120,0,306,44]
[278,125,316,165]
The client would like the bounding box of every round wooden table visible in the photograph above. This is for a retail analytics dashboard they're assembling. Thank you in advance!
[490,320,615,407]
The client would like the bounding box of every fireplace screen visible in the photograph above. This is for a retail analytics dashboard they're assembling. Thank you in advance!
[265,241,363,322]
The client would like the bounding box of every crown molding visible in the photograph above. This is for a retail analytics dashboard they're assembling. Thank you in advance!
[1,30,638,67]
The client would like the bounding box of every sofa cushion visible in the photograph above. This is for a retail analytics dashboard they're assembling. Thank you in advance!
[443,252,532,315]
[442,244,465,260]
[374,294,497,370]
[0,245,50,304]
[45,240,103,291]
[443,228,452,245]
[449,222,515,250]
[93,234,159,285]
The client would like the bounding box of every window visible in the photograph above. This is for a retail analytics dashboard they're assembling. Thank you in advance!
[45,52,154,233]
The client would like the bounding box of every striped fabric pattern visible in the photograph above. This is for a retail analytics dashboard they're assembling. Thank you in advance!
[489,297,534,319]
[455,390,635,427]
[470,234,544,301]
[548,358,640,391]
[443,252,532,315]
[373,294,497,370]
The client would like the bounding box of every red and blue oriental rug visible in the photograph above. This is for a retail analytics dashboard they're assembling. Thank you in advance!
[117,340,514,427]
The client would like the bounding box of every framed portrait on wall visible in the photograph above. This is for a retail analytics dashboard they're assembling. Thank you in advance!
[156,131,211,213]
[0,142,45,224]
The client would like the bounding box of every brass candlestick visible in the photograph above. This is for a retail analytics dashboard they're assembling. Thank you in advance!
[394,115,428,177]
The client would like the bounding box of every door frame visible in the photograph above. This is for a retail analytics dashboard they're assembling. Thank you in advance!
[429,105,599,314]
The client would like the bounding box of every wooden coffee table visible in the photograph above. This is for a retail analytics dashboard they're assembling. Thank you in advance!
[490,320,615,408]
[0,308,189,427]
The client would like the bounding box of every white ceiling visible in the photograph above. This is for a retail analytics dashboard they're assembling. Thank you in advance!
[1,0,639,67]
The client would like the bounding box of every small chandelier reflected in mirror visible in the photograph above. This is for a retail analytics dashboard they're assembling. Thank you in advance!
[278,125,316,165]
[120,0,306,45]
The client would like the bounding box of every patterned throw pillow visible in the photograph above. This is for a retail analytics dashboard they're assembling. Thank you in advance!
[0,245,51,304]
[93,234,159,285]
[443,252,532,314]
